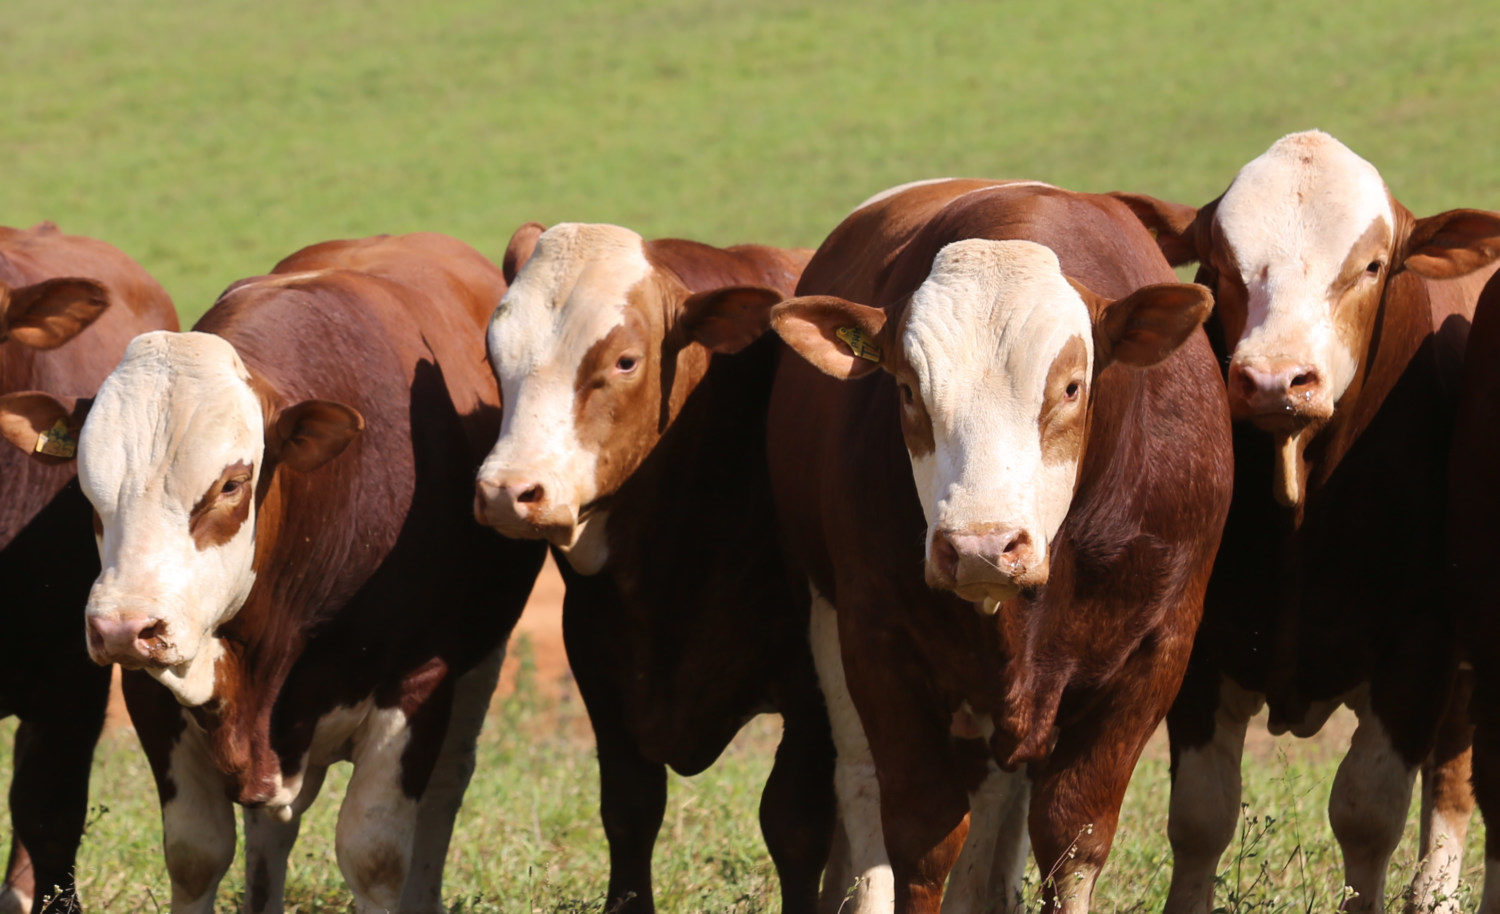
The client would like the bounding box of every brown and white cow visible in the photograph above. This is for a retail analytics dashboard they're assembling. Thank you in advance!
[0,233,546,914]
[766,178,1232,913]
[1114,129,1500,913]
[0,221,177,914]
[473,223,835,913]
[1446,270,1500,914]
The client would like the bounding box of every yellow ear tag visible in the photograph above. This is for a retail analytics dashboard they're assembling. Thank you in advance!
[835,326,883,363]
[34,418,77,459]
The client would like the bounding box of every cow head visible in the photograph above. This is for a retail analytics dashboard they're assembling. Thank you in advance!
[1113,130,1500,506]
[0,277,109,352]
[474,222,783,574]
[773,239,1211,609]
[0,330,362,706]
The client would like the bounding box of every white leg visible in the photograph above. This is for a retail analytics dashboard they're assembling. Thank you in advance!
[820,814,855,914]
[944,760,1029,914]
[1409,780,1468,914]
[810,587,894,914]
[1164,679,1262,914]
[398,647,504,914]
[1053,865,1099,914]
[337,707,420,914]
[1330,699,1418,914]
[162,722,237,914]
[242,765,328,914]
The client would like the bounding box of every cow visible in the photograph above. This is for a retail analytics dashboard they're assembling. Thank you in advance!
[0,232,547,914]
[1113,129,1500,913]
[472,222,834,913]
[764,177,1232,914]
[1445,270,1500,914]
[0,221,177,914]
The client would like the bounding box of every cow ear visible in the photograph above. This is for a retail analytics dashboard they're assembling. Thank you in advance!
[678,286,784,354]
[1085,280,1213,369]
[267,400,364,472]
[502,222,547,285]
[0,392,92,465]
[1,278,110,350]
[771,295,890,380]
[1107,192,1203,267]
[1402,209,1500,279]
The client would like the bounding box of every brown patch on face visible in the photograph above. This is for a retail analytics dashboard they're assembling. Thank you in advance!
[189,461,254,550]
[1327,218,1391,379]
[1039,335,1088,465]
[889,328,935,457]
[571,298,665,502]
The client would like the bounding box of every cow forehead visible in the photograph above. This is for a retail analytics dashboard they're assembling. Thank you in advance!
[903,239,1092,393]
[80,331,262,508]
[489,223,652,373]
[1216,131,1394,276]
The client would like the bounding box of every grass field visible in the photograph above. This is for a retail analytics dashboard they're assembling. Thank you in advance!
[3,0,1499,910]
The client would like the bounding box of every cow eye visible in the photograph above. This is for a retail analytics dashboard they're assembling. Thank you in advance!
[1064,381,1081,400]
[898,383,915,406]
[1365,261,1383,276]
[615,355,639,373]
[220,476,250,498]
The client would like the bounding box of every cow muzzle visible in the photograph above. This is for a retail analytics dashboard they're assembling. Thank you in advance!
[474,473,577,545]
[85,612,177,669]
[926,525,1048,606]
[1226,357,1332,431]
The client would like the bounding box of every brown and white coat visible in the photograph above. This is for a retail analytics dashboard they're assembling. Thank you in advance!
[767,178,1233,913]
[0,233,546,914]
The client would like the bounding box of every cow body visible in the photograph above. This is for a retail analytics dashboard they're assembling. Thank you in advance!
[1115,130,1500,914]
[1443,269,1500,913]
[2,234,546,913]
[0,222,177,914]
[474,224,834,913]
[767,179,1232,913]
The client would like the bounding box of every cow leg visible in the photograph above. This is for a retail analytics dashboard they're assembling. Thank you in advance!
[809,589,893,914]
[0,836,34,914]
[161,727,238,914]
[399,646,505,914]
[944,759,1030,914]
[759,694,836,914]
[563,594,666,914]
[1162,676,1262,914]
[830,594,971,914]
[336,707,422,914]
[4,666,108,914]
[241,765,328,914]
[1329,700,1418,914]
[1407,666,1473,914]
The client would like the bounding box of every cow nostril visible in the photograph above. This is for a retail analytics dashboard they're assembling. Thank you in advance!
[138,620,165,645]
[1290,370,1319,390]
[932,534,959,578]
[1001,530,1032,558]
[516,484,544,505]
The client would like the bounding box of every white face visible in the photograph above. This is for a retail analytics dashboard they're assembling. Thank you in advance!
[80,331,263,704]
[477,223,651,556]
[898,239,1093,601]
[1215,130,1395,422]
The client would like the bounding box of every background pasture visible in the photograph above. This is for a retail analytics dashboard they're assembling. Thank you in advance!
[2,0,1495,909]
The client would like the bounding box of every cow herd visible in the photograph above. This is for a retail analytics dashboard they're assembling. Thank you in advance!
[1,128,1499,914]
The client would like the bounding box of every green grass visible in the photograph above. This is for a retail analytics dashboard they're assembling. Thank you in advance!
[3,1,1497,910]
[2,0,1499,322]
[13,641,1487,913]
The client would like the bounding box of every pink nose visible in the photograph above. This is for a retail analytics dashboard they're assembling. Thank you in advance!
[474,475,548,526]
[85,614,165,667]
[929,526,1041,599]
[1228,360,1322,415]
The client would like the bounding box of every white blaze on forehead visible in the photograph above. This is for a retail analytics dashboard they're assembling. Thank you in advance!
[1216,131,1394,393]
[480,223,651,512]
[80,330,263,706]
[902,239,1091,556]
